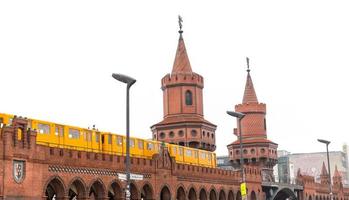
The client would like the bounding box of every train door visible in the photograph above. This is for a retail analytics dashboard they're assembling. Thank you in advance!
[55,125,64,147]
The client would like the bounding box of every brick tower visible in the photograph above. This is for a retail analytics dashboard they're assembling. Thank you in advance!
[227,60,278,181]
[151,24,217,151]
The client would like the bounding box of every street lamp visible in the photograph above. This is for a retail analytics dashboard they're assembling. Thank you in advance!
[317,139,333,200]
[227,111,246,182]
[112,73,136,200]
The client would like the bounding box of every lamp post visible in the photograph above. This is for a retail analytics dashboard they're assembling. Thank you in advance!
[112,73,136,200]
[317,139,333,200]
[227,111,246,196]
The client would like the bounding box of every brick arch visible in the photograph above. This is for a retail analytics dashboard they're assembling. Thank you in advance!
[67,177,87,200]
[236,191,241,200]
[188,186,197,200]
[107,180,123,200]
[227,190,234,200]
[141,182,154,200]
[130,182,140,200]
[250,190,257,200]
[199,187,208,200]
[43,175,67,200]
[176,184,186,200]
[209,187,218,200]
[218,188,226,200]
[88,178,107,199]
[160,184,172,200]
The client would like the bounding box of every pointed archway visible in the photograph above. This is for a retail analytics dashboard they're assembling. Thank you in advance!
[199,188,208,200]
[68,178,86,200]
[44,177,66,200]
[176,186,186,200]
[219,190,226,200]
[209,189,217,200]
[228,191,234,200]
[160,186,171,200]
[130,183,139,200]
[141,183,153,200]
[108,181,123,200]
[250,191,257,200]
[89,179,106,200]
[188,187,197,200]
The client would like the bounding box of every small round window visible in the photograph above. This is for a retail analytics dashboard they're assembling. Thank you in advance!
[178,130,184,137]
[243,149,248,154]
[261,148,265,154]
[191,130,197,137]
[159,132,165,139]
[169,131,175,138]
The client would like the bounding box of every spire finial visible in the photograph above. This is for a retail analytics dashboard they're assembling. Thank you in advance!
[246,57,250,73]
[178,15,183,34]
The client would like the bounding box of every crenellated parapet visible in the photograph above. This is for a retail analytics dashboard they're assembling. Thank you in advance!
[161,72,204,89]
[235,102,266,114]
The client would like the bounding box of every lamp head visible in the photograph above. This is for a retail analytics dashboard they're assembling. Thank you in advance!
[317,139,331,145]
[112,73,136,86]
[226,111,245,119]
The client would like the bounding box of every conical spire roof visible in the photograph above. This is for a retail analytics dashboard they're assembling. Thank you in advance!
[334,165,341,177]
[242,70,258,104]
[321,162,328,175]
[172,32,192,74]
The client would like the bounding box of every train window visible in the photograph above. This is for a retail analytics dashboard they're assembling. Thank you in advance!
[95,133,100,143]
[172,147,177,154]
[147,143,153,150]
[38,123,50,134]
[130,139,135,148]
[69,129,80,139]
[0,117,3,124]
[108,135,112,144]
[84,131,92,141]
[9,118,13,125]
[208,154,211,161]
[138,140,144,149]
[55,126,64,137]
[200,152,206,159]
[186,150,192,157]
[179,148,183,156]
[117,136,122,146]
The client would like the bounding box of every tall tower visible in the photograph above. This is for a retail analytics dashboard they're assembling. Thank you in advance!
[227,59,278,181]
[151,19,217,151]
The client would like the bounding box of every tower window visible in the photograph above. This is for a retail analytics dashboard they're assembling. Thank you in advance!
[178,130,184,137]
[159,132,165,139]
[185,90,193,105]
[264,117,267,130]
[169,131,175,138]
[191,130,197,137]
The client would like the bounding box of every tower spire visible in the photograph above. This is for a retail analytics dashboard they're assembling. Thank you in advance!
[321,161,328,175]
[172,16,192,74]
[242,57,258,103]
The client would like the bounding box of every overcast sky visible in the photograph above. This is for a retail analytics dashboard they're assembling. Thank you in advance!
[1,0,348,156]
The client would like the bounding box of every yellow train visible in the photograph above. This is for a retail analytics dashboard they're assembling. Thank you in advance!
[0,113,216,168]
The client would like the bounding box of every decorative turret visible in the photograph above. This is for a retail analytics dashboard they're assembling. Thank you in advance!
[151,17,217,151]
[227,58,278,182]
[320,162,330,185]
[333,165,343,186]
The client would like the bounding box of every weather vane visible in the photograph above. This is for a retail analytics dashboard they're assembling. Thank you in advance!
[246,57,250,72]
[178,15,183,32]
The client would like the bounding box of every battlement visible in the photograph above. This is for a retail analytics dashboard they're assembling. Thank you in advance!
[161,72,204,89]
[235,102,266,113]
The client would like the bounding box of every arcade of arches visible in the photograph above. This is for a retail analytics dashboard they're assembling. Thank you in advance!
[44,176,259,200]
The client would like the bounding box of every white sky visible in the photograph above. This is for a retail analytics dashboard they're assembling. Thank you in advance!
[1,0,349,156]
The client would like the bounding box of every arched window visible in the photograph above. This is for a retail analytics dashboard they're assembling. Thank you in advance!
[185,90,193,105]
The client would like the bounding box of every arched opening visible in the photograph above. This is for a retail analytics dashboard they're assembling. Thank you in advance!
[45,177,65,200]
[272,188,297,200]
[250,191,257,200]
[210,189,217,200]
[89,180,106,200]
[108,181,122,200]
[176,186,186,200]
[185,90,193,105]
[228,191,234,200]
[199,189,207,200]
[189,141,200,148]
[160,186,171,200]
[309,196,313,200]
[141,184,153,200]
[236,191,241,200]
[130,183,139,200]
[68,179,86,200]
[188,188,197,200]
[17,128,23,140]
[219,190,226,200]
